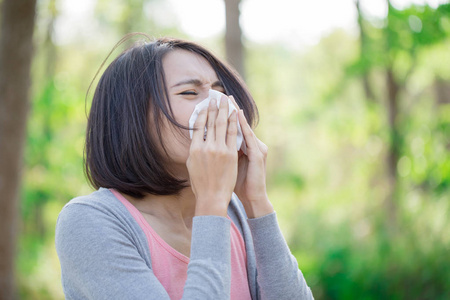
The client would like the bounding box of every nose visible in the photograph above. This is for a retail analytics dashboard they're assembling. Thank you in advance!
[197,90,210,103]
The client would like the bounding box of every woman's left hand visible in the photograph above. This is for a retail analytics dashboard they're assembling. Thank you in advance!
[231,96,274,218]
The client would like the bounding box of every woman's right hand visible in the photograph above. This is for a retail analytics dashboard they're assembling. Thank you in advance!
[187,96,238,217]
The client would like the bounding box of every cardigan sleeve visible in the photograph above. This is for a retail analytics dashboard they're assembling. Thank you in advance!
[55,202,232,300]
[247,212,314,300]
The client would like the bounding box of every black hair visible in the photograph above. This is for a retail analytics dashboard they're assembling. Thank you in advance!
[85,34,258,198]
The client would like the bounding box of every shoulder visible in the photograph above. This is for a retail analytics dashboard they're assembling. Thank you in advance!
[55,188,147,262]
[59,187,121,213]
[55,189,157,298]
[56,188,130,229]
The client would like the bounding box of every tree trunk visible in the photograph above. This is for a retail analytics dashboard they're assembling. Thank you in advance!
[356,0,375,103]
[385,67,400,232]
[0,0,37,298]
[29,0,58,240]
[435,77,450,106]
[44,0,57,79]
[121,0,145,36]
[224,0,245,78]
[383,0,403,233]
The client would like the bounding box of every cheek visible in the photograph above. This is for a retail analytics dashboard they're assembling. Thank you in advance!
[172,101,197,127]
[164,102,197,149]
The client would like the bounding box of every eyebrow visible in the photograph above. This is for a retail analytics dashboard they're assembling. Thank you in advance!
[170,79,224,89]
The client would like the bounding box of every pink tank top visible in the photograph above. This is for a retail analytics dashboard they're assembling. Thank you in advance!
[111,189,252,300]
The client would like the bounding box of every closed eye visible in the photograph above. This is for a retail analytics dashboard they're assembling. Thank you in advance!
[178,91,198,96]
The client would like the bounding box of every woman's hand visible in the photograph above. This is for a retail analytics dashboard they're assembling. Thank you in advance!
[187,96,238,217]
[231,96,274,219]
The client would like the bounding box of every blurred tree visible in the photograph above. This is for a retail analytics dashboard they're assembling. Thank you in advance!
[120,0,145,35]
[43,0,57,79]
[0,0,37,298]
[384,2,401,230]
[353,0,450,232]
[435,77,450,105]
[95,0,165,39]
[23,0,58,239]
[224,0,245,78]
[355,0,375,103]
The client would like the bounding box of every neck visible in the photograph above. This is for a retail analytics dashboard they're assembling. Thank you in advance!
[123,187,197,228]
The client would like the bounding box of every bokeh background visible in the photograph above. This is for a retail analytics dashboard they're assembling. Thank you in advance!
[3,0,450,299]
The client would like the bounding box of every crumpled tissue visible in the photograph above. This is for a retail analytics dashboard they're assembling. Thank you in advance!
[188,89,246,154]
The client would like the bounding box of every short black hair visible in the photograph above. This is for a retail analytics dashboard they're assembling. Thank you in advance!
[85,34,258,198]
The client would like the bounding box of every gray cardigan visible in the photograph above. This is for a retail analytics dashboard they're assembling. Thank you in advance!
[55,188,313,299]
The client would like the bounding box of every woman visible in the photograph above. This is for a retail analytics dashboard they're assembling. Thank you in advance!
[55,35,313,300]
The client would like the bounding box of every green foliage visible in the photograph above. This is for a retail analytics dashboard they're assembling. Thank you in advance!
[300,217,450,299]
[17,1,450,299]
[246,3,450,299]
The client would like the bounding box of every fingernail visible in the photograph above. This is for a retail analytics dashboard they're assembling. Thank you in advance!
[211,98,216,106]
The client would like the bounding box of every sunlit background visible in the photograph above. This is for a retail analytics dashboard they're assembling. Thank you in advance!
[17,0,450,298]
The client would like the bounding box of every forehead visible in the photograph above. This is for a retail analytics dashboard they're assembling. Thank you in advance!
[162,49,218,86]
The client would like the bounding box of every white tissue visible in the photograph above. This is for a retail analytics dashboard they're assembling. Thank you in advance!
[188,89,246,154]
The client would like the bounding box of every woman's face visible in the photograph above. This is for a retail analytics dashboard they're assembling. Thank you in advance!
[159,49,226,175]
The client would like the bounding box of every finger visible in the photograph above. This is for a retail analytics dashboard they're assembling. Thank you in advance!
[215,95,229,144]
[206,98,218,142]
[229,95,240,110]
[255,137,268,156]
[238,109,259,152]
[192,107,208,144]
[226,110,238,150]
